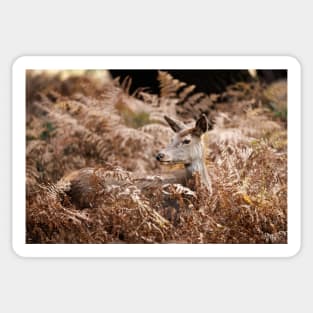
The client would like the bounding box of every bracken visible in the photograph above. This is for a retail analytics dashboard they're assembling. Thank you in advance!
[26,70,287,244]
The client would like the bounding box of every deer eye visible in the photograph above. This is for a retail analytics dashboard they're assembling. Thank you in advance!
[182,139,191,145]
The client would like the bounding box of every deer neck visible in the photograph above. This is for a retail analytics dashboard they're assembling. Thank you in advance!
[184,152,212,193]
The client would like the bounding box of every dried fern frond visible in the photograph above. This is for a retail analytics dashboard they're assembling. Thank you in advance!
[158,70,186,98]
[162,184,196,198]
[157,70,214,120]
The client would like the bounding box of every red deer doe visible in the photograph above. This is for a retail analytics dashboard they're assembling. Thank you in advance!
[57,114,213,209]
[157,114,212,194]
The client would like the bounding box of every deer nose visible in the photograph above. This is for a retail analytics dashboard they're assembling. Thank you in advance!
[156,152,165,161]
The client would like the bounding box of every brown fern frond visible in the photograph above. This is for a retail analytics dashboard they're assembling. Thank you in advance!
[157,70,214,120]
[120,76,132,94]
[178,84,196,102]
[158,70,186,98]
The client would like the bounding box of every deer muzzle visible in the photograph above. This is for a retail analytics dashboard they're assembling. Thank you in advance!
[156,152,165,161]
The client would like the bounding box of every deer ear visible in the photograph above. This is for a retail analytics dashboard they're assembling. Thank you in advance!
[194,114,208,136]
[164,115,185,133]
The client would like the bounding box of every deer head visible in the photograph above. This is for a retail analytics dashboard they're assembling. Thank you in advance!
[156,114,213,192]
[156,114,209,164]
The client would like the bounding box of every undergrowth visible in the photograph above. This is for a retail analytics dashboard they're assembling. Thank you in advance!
[26,70,287,244]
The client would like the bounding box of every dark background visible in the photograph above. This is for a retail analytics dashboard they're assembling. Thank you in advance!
[110,69,287,94]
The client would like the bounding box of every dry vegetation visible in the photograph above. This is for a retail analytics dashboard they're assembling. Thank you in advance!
[26,70,287,244]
